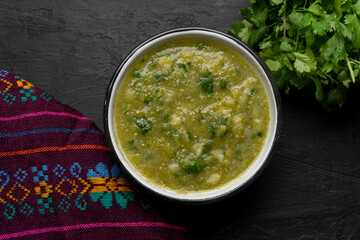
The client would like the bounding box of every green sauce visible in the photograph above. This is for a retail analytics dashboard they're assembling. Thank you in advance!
[114,40,270,192]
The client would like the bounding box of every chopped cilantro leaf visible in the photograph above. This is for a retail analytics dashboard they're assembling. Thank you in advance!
[150,60,158,67]
[204,69,211,77]
[187,131,194,140]
[127,140,138,153]
[200,71,214,94]
[220,79,228,88]
[178,63,187,72]
[252,131,263,138]
[196,43,208,50]
[220,117,229,126]
[183,159,205,174]
[160,112,169,122]
[210,125,217,138]
[133,69,141,78]
[135,117,152,134]
[200,77,214,94]
[144,95,154,104]
[154,71,166,82]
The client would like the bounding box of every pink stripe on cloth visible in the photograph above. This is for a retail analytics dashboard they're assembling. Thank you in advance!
[0,222,188,239]
[0,111,91,121]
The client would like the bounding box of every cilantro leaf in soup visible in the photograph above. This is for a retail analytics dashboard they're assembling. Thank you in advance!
[210,125,217,138]
[220,79,228,88]
[135,117,152,134]
[159,112,169,122]
[154,71,166,82]
[133,69,141,78]
[220,117,229,126]
[196,43,208,50]
[187,131,194,140]
[127,140,139,153]
[200,71,214,94]
[250,88,257,95]
[178,63,188,72]
[144,95,154,104]
[204,69,212,78]
[183,159,205,174]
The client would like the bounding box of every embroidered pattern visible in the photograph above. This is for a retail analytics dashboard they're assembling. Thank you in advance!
[0,80,12,93]
[19,89,37,102]
[0,92,16,104]
[40,92,52,101]
[0,70,9,78]
[0,162,146,220]
[87,163,135,209]
[14,168,27,185]
[0,76,56,105]
[32,165,49,183]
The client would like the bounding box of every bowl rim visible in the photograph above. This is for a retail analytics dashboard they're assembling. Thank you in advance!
[103,27,282,204]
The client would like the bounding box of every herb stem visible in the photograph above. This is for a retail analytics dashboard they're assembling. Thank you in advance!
[349,58,360,65]
[322,70,336,84]
[267,20,282,28]
[283,14,287,41]
[282,0,288,41]
[346,54,356,83]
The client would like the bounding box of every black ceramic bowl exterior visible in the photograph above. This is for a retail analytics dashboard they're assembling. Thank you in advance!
[104,27,282,204]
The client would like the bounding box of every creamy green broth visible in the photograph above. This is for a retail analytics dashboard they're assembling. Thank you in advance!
[114,40,270,192]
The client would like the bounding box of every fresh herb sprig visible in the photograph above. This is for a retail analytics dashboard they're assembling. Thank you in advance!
[230,0,360,110]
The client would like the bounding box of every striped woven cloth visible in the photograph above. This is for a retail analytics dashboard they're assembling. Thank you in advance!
[0,70,190,239]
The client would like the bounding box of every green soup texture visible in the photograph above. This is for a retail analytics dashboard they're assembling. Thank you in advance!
[114,40,270,192]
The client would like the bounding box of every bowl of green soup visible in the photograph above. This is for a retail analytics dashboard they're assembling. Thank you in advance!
[104,27,281,203]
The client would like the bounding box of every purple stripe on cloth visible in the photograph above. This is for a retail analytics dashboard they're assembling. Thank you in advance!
[0,222,188,239]
[0,128,103,138]
[0,111,90,121]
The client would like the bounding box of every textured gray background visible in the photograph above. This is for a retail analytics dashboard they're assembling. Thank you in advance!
[1,0,360,239]
[0,0,247,128]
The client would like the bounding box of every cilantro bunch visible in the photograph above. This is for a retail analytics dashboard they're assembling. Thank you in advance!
[229,0,360,110]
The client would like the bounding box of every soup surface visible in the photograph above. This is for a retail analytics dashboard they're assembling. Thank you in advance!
[114,40,270,192]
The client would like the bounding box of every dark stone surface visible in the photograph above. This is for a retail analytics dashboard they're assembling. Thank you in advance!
[1,1,360,239]
[0,0,246,129]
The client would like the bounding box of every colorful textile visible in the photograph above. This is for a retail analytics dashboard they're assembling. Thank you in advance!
[0,70,190,239]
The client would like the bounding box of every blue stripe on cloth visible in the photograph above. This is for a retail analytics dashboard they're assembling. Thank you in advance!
[0,128,103,137]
